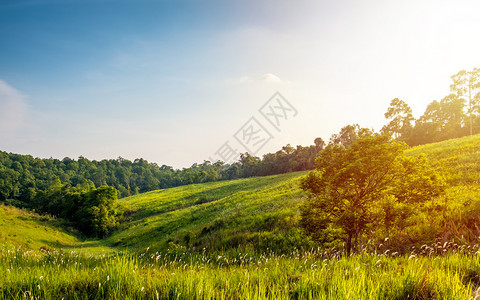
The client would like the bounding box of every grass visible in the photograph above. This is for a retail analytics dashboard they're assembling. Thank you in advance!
[406,133,480,185]
[4,134,480,298]
[0,205,115,254]
[109,171,309,253]
[1,246,479,299]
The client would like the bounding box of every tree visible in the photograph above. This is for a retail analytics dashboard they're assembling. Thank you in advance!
[314,137,325,149]
[409,94,466,145]
[330,124,372,147]
[300,134,445,255]
[74,186,121,237]
[436,94,466,138]
[450,68,480,135]
[381,98,414,140]
[239,153,260,177]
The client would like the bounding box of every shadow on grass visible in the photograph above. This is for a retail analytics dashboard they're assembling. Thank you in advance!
[132,175,293,220]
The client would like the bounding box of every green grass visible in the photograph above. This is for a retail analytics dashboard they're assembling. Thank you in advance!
[1,247,479,299]
[0,205,78,250]
[110,171,309,253]
[0,205,115,254]
[406,133,480,185]
[4,134,480,298]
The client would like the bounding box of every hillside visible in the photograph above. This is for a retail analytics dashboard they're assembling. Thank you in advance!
[0,205,77,249]
[0,205,114,253]
[106,134,480,253]
[406,134,480,185]
[2,134,480,253]
[108,171,309,252]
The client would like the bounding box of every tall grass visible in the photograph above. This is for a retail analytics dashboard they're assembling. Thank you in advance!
[1,246,479,299]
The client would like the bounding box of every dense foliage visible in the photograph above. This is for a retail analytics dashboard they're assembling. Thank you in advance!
[300,134,445,254]
[0,141,324,205]
[33,182,121,238]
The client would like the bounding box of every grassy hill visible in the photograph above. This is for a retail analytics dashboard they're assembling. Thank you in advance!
[106,134,480,253]
[108,171,309,253]
[0,205,79,250]
[0,205,115,253]
[407,133,480,185]
[2,134,480,254]
[3,135,480,299]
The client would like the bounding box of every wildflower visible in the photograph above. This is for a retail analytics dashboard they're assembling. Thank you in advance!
[141,287,145,292]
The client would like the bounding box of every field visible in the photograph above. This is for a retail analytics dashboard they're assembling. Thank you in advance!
[2,246,480,299]
[2,134,480,299]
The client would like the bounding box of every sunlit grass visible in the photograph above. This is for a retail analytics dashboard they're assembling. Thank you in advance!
[0,205,116,254]
[406,133,480,185]
[109,171,309,253]
[1,246,479,299]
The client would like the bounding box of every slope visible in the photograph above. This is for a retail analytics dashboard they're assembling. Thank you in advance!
[406,133,480,185]
[0,205,114,253]
[107,171,309,253]
[107,134,480,253]
[3,133,480,253]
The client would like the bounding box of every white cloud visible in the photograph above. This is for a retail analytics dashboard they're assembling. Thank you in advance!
[260,73,282,83]
[227,73,285,85]
[0,80,28,139]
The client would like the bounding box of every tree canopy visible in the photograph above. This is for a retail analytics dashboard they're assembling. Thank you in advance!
[381,98,414,140]
[300,134,445,255]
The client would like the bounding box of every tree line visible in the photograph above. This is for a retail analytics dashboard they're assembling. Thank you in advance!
[0,140,325,208]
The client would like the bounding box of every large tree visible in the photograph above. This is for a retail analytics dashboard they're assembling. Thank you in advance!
[330,124,372,147]
[450,68,480,135]
[381,98,414,140]
[300,134,445,255]
[409,94,466,145]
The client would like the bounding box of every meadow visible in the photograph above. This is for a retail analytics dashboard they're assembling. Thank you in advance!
[3,134,480,298]
[2,245,480,299]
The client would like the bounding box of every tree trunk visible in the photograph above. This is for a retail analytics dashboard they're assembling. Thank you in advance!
[354,232,358,254]
[346,234,352,256]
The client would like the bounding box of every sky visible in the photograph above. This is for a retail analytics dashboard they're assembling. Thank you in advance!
[1,0,480,168]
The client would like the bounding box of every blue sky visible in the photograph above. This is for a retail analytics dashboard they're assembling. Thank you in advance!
[1,0,480,168]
